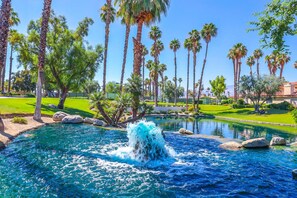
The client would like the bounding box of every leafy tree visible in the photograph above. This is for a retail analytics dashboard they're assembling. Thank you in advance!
[33,0,52,120]
[100,1,116,93]
[169,38,181,106]
[239,74,284,112]
[106,81,120,94]
[163,80,184,103]
[209,75,226,102]
[82,80,100,97]
[17,13,103,109]
[250,0,297,51]
[197,23,217,111]
[11,70,36,93]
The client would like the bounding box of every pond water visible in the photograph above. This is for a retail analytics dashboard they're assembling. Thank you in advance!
[146,117,297,142]
[0,123,296,197]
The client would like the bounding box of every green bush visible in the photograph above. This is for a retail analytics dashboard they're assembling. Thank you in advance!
[292,109,297,124]
[232,104,245,109]
[11,117,28,124]
[268,101,295,111]
[237,99,245,105]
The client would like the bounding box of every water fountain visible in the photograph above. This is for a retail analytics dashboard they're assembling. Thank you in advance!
[127,121,168,162]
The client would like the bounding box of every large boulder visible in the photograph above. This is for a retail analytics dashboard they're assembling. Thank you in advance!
[84,117,95,124]
[293,169,297,180]
[242,138,269,148]
[62,115,83,124]
[178,128,194,135]
[219,141,242,151]
[93,119,107,126]
[270,137,286,146]
[53,111,69,121]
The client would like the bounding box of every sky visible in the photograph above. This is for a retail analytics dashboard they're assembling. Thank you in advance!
[7,0,297,89]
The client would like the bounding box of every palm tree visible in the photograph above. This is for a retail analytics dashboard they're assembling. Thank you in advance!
[277,53,290,79]
[170,39,181,106]
[227,47,237,101]
[246,56,255,76]
[178,78,182,87]
[100,1,116,93]
[7,30,22,93]
[265,52,278,76]
[0,0,12,93]
[184,38,192,110]
[33,0,52,121]
[189,29,201,111]
[294,61,297,69]
[141,46,148,100]
[116,0,133,92]
[253,49,263,78]
[158,63,167,102]
[197,23,217,111]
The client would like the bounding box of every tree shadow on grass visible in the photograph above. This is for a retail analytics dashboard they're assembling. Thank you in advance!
[26,103,94,118]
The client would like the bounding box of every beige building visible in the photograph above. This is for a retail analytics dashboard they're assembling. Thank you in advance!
[273,82,297,107]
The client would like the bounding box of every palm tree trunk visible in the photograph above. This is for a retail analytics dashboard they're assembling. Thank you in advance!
[120,23,130,92]
[0,0,11,92]
[197,42,209,111]
[250,67,253,76]
[1,54,6,93]
[256,59,260,78]
[142,54,145,101]
[279,64,284,79]
[8,45,13,93]
[174,51,177,106]
[192,50,197,111]
[102,0,112,94]
[233,59,237,102]
[186,50,190,111]
[33,0,52,121]
[154,73,158,106]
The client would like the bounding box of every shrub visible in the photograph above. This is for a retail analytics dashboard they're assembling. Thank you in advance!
[292,109,297,124]
[11,117,28,124]
[237,99,245,105]
[268,101,295,111]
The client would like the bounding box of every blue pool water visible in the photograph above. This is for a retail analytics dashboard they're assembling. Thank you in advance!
[0,123,297,197]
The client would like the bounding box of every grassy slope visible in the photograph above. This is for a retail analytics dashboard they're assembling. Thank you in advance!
[0,98,94,117]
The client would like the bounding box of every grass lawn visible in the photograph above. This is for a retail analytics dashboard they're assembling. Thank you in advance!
[0,97,94,118]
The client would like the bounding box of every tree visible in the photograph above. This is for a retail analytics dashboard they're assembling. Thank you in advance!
[158,63,167,102]
[17,13,103,109]
[197,23,217,111]
[106,81,120,94]
[253,49,263,78]
[239,74,284,112]
[277,52,290,79]
[163,80,184,103]
[265,52,278,75]
[116,0,133,92]
[250,0,297,52]
[169,38,181,106]
[178,78,182,86]
[11,70,36,93]
[82,80,100,97]
[141,46,148,100]
[209,75,226,103]
[0,0,12,93]
[184,37,192,110]
[246,56,255,76]
[189,29,201,111]
[33,0,52,121]
[100,1,116,93]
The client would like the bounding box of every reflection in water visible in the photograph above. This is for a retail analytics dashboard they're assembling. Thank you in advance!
[146,117,297,142]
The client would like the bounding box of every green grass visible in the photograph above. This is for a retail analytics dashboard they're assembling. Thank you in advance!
[0,98,94,117]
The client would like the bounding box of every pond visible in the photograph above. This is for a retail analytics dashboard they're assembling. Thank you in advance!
[0,122,296,197]
[146,116,297,142]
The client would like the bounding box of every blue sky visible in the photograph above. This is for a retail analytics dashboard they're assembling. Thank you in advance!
[8,0,297,88]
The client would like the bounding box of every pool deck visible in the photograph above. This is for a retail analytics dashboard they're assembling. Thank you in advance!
[0,117,55,150]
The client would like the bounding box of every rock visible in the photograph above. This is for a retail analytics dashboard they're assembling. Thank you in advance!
[219,141,242,151]
[242,138,269,148]
[293,169,297,180]
[48,104,57,109]
[126,116,132,121]
[270,137,286,146]
[53,111,69,121]
[290,142,297,147]
[62,115,83,124]
[0,117,4,132]
[178,128,194,135]
[84,117,95,124]
[93,119,106,126]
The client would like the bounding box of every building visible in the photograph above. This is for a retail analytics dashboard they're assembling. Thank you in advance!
[273,82,297,107]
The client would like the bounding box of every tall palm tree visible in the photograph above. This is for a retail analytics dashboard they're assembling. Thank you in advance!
[184,38,192,110]
[197,23,217,111]
[227,47,237,101]
[170,39,181,106]
[246,56,255,76]
[33,0,52,121]
[141,46,148,100]
[253,49,263,78]
[178,78,182,87]
[100,1,116,93]
[116,0,133,92]
[3,10,20,93]
[150,39,164,106]
[158,63,167,102]
[265,52,278,76]
[0,0,12,93]
[277,53,290,79]
[189,29,201,111]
